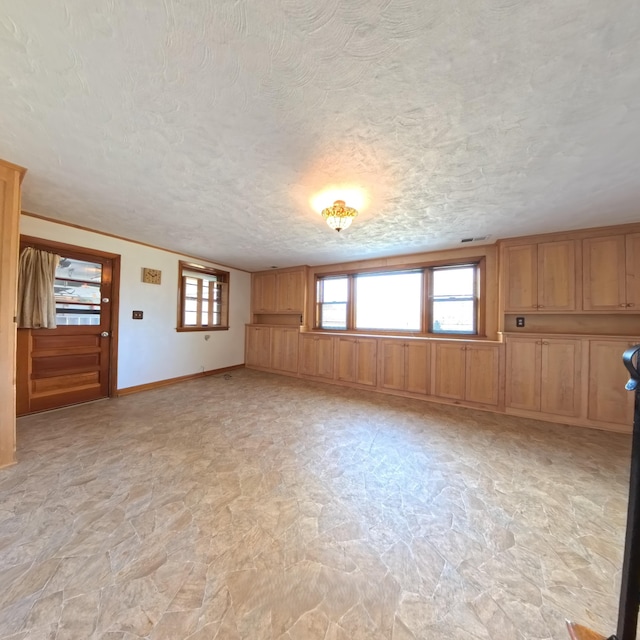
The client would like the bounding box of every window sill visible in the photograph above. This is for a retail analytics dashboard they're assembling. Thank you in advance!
[176,326,229,332]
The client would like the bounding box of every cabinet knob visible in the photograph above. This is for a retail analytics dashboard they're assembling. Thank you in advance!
[542,341,549,345]
[620,303,627,307]
[538,304,544,308]
[628,303,635,308]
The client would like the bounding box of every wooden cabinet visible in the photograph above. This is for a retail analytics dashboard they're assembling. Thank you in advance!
[276,270,305,313]
[587,339,635,430]
[251,272,277,313]
[270,327,299,373]
[252,268,306,315]
[503,240,577,311]
[432,342,500,406]
[505,336,582,417]
[583,234,640,311]
[299,334,334,379]
[379,340,430,395]
[336,337,377,387]
[245,326,271,369]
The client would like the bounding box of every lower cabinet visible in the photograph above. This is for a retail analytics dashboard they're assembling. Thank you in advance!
[431,342,501,406]
[379,340,430,395]
[336,337,377,387]
[245,326,271,369]
[270,327,299,373]
[299,334,334,379]
[587,339,635,430]
[246,326,298,373]
[505,336,582,418]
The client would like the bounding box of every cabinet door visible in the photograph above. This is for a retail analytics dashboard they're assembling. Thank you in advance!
[626,233,640,310]
[355,338,377,387]
[315,336,335,379]
[540,338,581,417]
[505,338,541,411]
[465,345,500,406]
[588,339,634,429]
[252,272,277,313]
[245,327,271,368]
[277,270,305,313]
[405,342,430,395]
[583,235,626,310]
[537,240,576,311]
[503,244,537,311]
[380,340,405,391]
[271,328,299,373]
[432,343,466,400]
[299,335,317,376]
[336,337,357,383]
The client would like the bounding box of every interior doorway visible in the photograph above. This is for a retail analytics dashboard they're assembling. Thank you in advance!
[16,235,120,415]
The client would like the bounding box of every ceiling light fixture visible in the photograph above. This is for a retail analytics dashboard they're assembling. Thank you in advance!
[321,200,358,232]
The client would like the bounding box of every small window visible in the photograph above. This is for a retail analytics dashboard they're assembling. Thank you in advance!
[55,257,102,326]
[355,271,422,331]
[178,261,229,331]
[317,276,348,329]
[429,265,477,334]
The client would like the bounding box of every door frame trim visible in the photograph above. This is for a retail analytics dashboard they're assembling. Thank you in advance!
[20,235,121,397]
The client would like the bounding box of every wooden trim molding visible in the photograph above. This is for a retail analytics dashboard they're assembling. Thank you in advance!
[116,364,244,396]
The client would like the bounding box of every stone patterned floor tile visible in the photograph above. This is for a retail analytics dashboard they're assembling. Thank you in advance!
[0,369,631,639]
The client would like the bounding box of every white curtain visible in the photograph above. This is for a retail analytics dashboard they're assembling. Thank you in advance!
[17,247,60,329]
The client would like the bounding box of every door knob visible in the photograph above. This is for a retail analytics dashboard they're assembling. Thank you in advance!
[102,298,110,303]
[101,331,109,337]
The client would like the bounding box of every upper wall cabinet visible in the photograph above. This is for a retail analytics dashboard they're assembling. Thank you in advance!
[252,267,307,315]
[502,240,577,312]
[583,234,640,311]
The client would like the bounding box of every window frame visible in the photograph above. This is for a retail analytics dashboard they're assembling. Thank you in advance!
[314,258,485,338]
[177,261,230,332]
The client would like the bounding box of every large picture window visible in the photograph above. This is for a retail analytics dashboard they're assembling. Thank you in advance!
[315,261,481,335]
[178,261,229,331]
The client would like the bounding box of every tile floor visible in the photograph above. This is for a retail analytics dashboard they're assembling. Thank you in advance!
[0,369,632,639]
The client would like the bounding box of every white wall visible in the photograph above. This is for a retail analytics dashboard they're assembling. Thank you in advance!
[20,215,251,390]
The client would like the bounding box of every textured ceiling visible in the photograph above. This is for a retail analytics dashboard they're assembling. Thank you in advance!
[1,0,639,271]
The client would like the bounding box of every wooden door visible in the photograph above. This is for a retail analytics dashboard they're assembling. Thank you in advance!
[355,338,377,386]
[505,337,541,411]
[252,272,277,313]
[380,340,405,391]
[626,233,640,310]
[271,327,299,373]
[537,240,576,311]
[336,337,357,383]
[540,338,581,417]
[405,342,429,395]
[245,326,271,368]
[432,342,466,400]
[587,339,634,429]
[583,235,626,310]
[16,241,118,415]
[276,270,305,313]
[465,345,500,406]
[503,244,537,311]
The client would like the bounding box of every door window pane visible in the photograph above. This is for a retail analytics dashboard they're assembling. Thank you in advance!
[355,272,422,331]
[55,257,102,323]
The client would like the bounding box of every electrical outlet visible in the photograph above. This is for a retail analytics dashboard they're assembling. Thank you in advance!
[132,310,143,320]
[516,317,525,328]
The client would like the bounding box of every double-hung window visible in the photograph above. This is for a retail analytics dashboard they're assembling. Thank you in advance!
[178,261,229,331]
[315,260,481,335]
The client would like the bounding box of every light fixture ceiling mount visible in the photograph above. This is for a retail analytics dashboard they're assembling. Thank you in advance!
[321,200,358,232]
